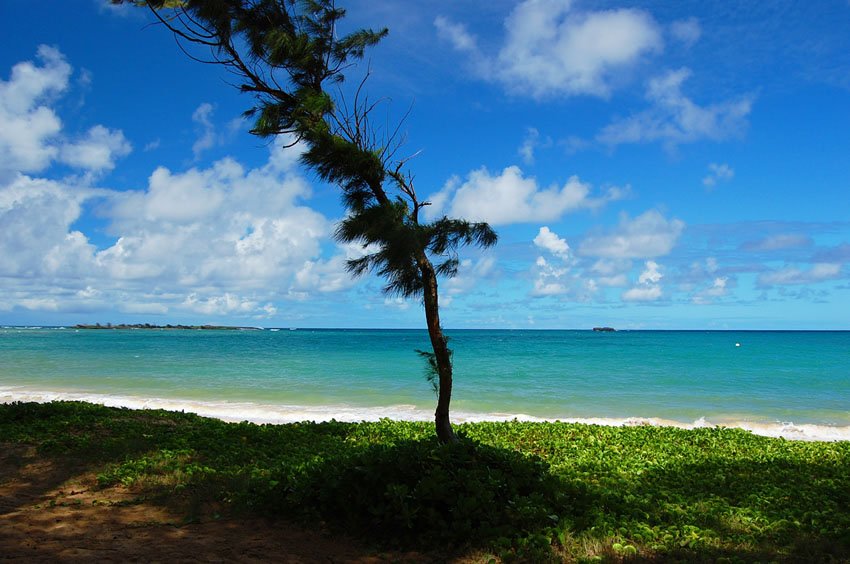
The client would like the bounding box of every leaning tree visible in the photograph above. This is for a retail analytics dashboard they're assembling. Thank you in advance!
[121,0,497,443]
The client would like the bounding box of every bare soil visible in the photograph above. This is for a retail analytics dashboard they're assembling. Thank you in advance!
[0,445,482,563]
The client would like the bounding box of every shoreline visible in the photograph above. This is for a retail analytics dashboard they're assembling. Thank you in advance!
[3,387,849,442]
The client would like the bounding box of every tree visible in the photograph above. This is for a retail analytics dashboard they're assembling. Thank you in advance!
[122,0,497,443]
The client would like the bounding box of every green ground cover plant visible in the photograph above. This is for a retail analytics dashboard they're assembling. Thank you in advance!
[2,401,849,562]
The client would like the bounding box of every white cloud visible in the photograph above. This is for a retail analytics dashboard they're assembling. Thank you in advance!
[384,297,411,310]
[294,255,359,294]
[706,276,728,296]
[637,260,662,284]
[595,273,629,288]
[18,297,61,312]
[101,149,330,290]
[0,51,356,321]
[579,209,684,259]
[758,263,843,286]
[443,256,497,303]
[597,68,753,148]
[682,257,732,302]
[518,128,553,165]
[96,0,138,17]
[670,18,701,48]
[622,260,663,301]
[691,275,731,304]
[182,292,276,318]
[60,124,132,174]
[622,285,662,302]
[436,1,662,99]
[192,102,217,160]
[0,143,359,319]
[428,166,626,225]
[0,46,131,181]
[591,258,630,276]
[702,162,734,187]
[530,226,577,297]
[533,226,571,259]
[588,258,630,287]
[434,16,478,53]
[0,175,99,279]
[0,46,71,178]
[531,255,570,296]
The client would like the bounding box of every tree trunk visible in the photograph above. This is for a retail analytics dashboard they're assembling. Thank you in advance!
[419,257,457,444]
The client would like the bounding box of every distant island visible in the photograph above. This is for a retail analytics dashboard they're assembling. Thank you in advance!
[74,323,260,331]
[592,327,616,332]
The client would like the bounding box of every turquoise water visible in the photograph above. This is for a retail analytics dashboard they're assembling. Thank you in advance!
[1,328,848,439]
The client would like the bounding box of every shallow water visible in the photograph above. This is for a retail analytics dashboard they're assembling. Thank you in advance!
[2,328,848,440]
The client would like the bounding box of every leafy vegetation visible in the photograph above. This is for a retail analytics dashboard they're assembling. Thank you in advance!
[3,401,850,561]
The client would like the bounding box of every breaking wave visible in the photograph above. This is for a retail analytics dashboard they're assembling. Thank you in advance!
[2,387,848,442]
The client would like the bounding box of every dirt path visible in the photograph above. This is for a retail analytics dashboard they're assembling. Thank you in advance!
[0,446,453,563]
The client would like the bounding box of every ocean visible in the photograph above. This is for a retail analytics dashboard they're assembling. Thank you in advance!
[1,327,848,441]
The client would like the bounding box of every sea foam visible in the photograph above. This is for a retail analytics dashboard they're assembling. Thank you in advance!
[2,387,849,442]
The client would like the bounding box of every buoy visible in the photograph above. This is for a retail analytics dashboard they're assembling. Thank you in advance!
[735,343,741,347]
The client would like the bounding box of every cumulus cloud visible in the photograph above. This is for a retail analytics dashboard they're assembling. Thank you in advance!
[101,148,331,292]
[0,49,363,321]
[597,68,753,148]
[579,209,684,259]
[622,260,663,301]
[428,166,626,225]
[0,175,99,279]
[622,285,662,302]
[637,260,662,284]
[435,0,662,99]
[60,125,132,174]
[530,226,578,297]
[533,226,571,259]
[0,144,360,319]
[702,162,734,187]
[0,46,131,181]
[294,251,363,295]
[183,293,276,318]
[0,46,71,178]
[531,256,570,296]
[758,263,843,286]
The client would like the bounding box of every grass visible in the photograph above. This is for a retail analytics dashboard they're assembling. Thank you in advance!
[2,400,849,562]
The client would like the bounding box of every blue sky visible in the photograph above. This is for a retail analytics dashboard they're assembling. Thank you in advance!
[1,0,849,329]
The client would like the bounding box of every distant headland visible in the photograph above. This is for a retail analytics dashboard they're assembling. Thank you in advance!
[73,323,260,331]
[592,327,616,332]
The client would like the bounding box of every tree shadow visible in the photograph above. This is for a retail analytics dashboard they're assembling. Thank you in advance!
[256,433,850,562]
[258,435,588,552]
